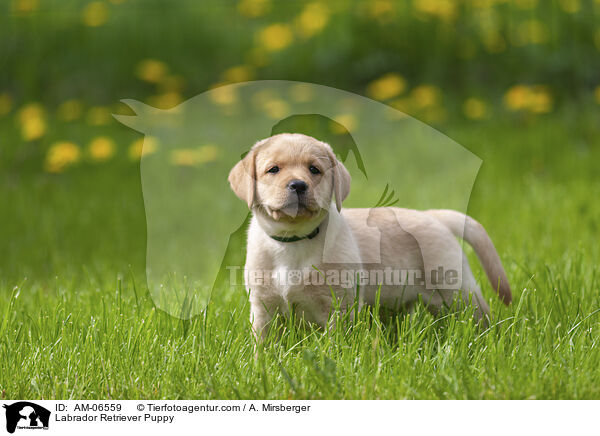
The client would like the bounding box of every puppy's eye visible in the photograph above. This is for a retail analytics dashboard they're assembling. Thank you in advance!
[309,165,321,175]
[267,166,280,174]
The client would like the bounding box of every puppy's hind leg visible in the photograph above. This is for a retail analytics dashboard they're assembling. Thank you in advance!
[422,287,489,324]
[458,253,490,323]
[422,257,490,324]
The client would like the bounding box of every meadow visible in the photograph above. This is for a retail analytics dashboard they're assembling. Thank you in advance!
[2,100,599,399]
[1,0,600,399]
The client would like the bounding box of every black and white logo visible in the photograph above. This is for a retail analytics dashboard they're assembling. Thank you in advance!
[3,402,50,433]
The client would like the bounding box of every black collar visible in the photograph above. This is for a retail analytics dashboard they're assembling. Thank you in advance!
[269,226,320,243]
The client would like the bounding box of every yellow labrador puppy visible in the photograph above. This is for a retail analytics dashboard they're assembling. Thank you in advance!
[229,133,511,340]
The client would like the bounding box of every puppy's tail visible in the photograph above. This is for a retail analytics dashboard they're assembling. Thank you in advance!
[426,209,512,305]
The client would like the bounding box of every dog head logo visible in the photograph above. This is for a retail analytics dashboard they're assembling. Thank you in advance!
[3,402,50,434]
[114,80,481,318]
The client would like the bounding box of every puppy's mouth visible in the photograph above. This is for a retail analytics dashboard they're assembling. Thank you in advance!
[264,196,319,221]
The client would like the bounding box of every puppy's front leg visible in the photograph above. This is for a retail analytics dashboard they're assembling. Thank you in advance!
[309,287,355,331]
[249,298,275,342]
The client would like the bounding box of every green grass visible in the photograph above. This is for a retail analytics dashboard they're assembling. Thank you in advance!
[1,105,600,399]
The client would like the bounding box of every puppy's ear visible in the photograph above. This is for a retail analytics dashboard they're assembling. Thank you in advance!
[328,150,351,212]
[228,149,257,208]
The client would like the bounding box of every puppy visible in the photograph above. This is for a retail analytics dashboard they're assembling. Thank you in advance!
[228,133,511,340]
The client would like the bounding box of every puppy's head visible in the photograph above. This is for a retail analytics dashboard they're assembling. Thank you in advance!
[228,133,350,231]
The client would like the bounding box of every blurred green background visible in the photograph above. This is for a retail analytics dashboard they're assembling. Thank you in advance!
[2,0,600,106]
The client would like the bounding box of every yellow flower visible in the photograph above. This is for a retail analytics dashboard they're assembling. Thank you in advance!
[295,3,329,38]
[413,0,456,20]
[86,106,111,125]
[251,89,289,119]
[57,99,84,121]
[221,65,255,83]
[595,86,600,104]
[88,137,116,161]
[135,59,168,83]
[330,114,357,134]
[503,85,530,110]
[147,92,183,110]
[528,87,553,113]
[237,0,270,17]
[256,23,293,52]
[463,98,488,120]
[129,137,158,160]
[289,83,314,102]
[45,142,81,173]
[170,145,218,167]
[559,0,580,13]
[0,93,13,116]
[82,1,109,27]
[209,83,238,106]
[170,150,197,167]
[12,0,38,14]
[368,0,395,22]
[410,84,440,108]
[18,103,46,141]
[262,99,290,119]
[503,85,553,113]
[366,73,407,101]
[369,0,394,18]
[196,144,219,163]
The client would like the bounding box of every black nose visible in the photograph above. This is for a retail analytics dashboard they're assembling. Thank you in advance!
[287,179,307,193]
